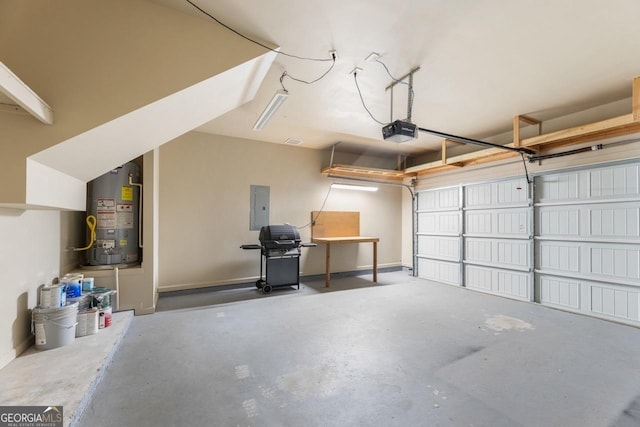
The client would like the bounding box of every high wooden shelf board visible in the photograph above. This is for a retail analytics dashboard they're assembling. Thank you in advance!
[408,113,640,176]
[325,76,640,179]
[321,164,410,182]
[406,145,517,177]
[521,113,640,151]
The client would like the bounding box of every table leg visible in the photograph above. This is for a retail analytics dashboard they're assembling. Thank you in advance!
[325,243,331,287]
[373,241,378,283]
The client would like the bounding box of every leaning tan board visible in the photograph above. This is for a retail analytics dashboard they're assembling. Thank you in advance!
[310,210,360,238]
[310,211,379,287]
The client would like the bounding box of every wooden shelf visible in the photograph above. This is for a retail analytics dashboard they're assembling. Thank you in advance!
[323,76,640,179]
[522,113,640,151]
[322,164,410,182]
[407,77,640,176]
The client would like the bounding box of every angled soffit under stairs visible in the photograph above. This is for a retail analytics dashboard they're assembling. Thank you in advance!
[0,0,278,210]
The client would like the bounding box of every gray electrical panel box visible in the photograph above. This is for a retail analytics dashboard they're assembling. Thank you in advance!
[250,185,270,230]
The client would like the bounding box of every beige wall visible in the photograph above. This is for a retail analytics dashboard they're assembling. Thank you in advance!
[158,132,403,291]
[0,0,267,157]
[0,0,272,208]
[0,209,62,368]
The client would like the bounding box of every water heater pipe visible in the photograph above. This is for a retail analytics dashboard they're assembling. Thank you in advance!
[114,266,120,312]
[128,175,143,249]
[68,215,97,251]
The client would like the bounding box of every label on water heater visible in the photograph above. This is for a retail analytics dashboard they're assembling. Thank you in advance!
[121,186,133,201]
[96,198,115,211]
[97,239,116,249]
[97,212,116,229]
[116,204,134,229]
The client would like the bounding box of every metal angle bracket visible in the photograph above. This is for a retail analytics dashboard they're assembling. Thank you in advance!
[385,67,421,123]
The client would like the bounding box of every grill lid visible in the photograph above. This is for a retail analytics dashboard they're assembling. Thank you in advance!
[259,225,301,248]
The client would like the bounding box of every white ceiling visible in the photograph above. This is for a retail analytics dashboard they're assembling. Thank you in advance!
[149,0,640,156]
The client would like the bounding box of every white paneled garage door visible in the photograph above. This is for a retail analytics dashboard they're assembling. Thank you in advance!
[415,178,533,297]
[416,186,462,286]
[464,177,533,301]
[535,163,640,323]
[415,161,640,325]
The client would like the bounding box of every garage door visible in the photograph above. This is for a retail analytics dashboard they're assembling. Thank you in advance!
[415,186,462,286]
[463,177,534,301]
[535,162,640,323]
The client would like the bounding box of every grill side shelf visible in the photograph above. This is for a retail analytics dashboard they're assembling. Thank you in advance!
[240,244,261,250]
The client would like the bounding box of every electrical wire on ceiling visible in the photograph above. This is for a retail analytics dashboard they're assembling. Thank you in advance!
[352,59,570,188]
[352,57,415,126]
[353,71,387,126]
[186,0,332,62]
[188,0,609,180]
[364,60,608,167]
[355,61,538,156]
[186,0,336,89]
[279,52,336,92]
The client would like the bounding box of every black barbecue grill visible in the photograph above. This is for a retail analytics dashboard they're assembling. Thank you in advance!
[241,225,316,294]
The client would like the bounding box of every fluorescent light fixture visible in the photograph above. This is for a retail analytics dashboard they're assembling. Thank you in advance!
[253,90,288,131]
[331,183,378,192]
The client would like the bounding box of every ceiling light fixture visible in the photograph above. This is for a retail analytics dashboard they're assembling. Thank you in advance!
[253,90,288,131]
[331,183,378,192]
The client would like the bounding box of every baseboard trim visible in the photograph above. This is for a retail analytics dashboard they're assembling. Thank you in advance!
[0,335,34,371]
[157,265,404,297]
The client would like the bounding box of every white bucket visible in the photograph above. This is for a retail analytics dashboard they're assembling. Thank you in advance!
[32,303,78,350]
[39,284,67,309]
[76,308,99,337]
[67,293,92,311]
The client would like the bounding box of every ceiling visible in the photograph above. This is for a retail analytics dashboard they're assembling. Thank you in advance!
[149,0,640,157]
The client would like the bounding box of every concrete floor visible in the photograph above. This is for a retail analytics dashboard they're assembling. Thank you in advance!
[75,272,640,427]
[0,311,133,427]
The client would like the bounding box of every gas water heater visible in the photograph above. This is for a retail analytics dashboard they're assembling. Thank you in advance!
[86,162,142,266]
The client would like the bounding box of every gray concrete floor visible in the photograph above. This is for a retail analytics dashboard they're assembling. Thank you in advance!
[0,311,133,427]
[75,272,640,427]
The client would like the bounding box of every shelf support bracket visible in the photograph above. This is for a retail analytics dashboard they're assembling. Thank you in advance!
[633,76,640,121]
[513,115,542,147]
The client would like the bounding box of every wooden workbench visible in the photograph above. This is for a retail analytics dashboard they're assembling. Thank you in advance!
[310,211,379,287]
